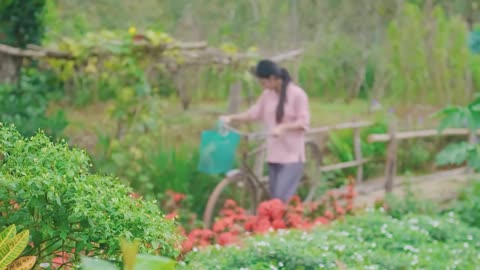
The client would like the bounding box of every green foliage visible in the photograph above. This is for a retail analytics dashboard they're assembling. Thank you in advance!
[182,211,480,269]
[81,239,176,270]
[322,122,387,186]
[0,225,33,270]
[0,68,67,138]
[81,255,176,270]
[385,3,472,105]
[454,180,480,229]
[96,127,221,216]
[384,189,438,220]
[0,0,46,47]
[0,125,181,264]
[434,97,480,171]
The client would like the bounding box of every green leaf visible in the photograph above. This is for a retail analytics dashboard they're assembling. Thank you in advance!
[435,142,471,166]
[134,254,176,270]
[80,256,119,270]
[0,225,16,249]
[0,230,29,270]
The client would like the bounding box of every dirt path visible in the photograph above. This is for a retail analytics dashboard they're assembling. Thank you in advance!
[350,168,477,208]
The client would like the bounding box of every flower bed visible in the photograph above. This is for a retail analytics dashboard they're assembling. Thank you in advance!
[181,210,480,269]
[162,180,356,255]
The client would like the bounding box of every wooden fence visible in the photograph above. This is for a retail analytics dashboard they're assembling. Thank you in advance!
[304,121,477,195]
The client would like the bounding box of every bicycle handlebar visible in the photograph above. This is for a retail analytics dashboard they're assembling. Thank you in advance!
[217,122,268,141]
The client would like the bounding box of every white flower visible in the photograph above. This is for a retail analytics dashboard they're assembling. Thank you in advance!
[404,245,419,253]
[255,241,270,247]
[429,220,440,227]
[411,255,418,266]
[464,243,469,248]
[270,265,278,270]
[353,252,364,262]
[279,262,284,267]
[408,218,418,224]
[193,247,198,252]
[334,244,346,251]
[468,235,473,241]
[319,263,325,268]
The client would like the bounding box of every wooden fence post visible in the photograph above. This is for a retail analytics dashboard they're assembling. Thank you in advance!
[384,121,398,193]
[467,129,478,174]
[353,126,363,183]
[227,81,242,113]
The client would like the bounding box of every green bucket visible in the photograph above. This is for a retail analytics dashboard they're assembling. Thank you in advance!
[197,122,241,175]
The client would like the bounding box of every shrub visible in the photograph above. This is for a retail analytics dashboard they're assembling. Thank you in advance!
[0,68,67,138]
[182,211,480,269]
[454,180,480,229]
[0,124,181,266]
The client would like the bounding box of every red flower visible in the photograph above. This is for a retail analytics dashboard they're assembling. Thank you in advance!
[314,216,330,225]
[217,232,238,246]
[254,217,271,233]
[201,230,214,241]
[288,195,302,206]
[181,239,194,253]
[272,219,287,229]
[224,199,237,209]
[244,216,257,231]
[220,209,236,217]
[173,193,186,203]
[212,220,226,233]
[270,200,286,220]
[166,211,177,220]
[335,206,345,216]
[324,210,334,220]
[286,213,303,228]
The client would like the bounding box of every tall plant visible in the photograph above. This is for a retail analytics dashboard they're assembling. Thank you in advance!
[434,97,480,170]
[384,3,471,105]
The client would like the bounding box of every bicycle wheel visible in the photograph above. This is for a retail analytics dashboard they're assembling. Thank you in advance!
[298,141,323,202]
[203,170,258,228]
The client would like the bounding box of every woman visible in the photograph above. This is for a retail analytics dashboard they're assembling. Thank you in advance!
[220,59,310,203]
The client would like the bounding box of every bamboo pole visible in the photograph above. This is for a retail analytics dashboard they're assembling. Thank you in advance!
[354,127,364,183]
[368,128,479,143]
[384,121,398,193]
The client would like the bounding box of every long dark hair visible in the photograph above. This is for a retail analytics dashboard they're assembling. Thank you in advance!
[254,59,292,123]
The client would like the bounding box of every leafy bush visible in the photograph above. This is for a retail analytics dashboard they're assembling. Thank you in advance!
[434,96,480,171]
[182,211,480,269]
[96,131,220,216]
[81,239,177,270]
[0,68,67,138]
[0,124,180,266]
[454,180,480,229]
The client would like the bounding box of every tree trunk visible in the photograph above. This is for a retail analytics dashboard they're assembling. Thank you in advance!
[0,53,20,84]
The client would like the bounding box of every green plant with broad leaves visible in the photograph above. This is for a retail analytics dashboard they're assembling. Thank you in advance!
[81,239,176,270]
[0,124,181,267]
[0,225,36,270]
[434,96,480,171]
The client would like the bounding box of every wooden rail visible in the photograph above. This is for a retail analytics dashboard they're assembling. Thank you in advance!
[368,125,478,194]
[303,121,476,197]
[368,128,476,143]
[306,121,373,184]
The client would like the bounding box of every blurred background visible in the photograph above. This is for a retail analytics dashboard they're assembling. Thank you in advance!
[1,0,480,215]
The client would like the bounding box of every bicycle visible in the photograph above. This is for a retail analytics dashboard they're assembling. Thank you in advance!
[202,123,323,228]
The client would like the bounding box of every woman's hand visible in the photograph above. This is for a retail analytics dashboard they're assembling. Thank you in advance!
[272,125,285,137]
[219,115,232,124]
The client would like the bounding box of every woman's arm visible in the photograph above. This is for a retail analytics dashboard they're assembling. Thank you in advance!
[220,92,265,124]
[273,90,309,136]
